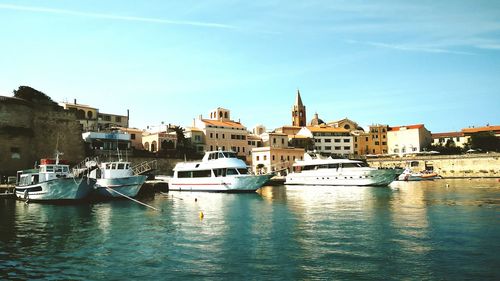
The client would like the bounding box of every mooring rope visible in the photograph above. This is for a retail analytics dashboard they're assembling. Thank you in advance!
[105,187,161,212]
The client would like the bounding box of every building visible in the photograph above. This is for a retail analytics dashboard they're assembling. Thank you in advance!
[326,118,360,131]
[292,90,306,127]
[251,132,304,174]
[351,130,369,156]
[59,99,129,131]
[367,124,389,154]
[142,131,177,152]
[185,127,205,154]
[387,124,432,155]
[432,131,470,148]
[115,127,144,150]
[247,134,263,157]
[461,125,500,137]
[82,131,131,155]
[193,107,250,160]
[309,112,326,126]
[296,126,354,156]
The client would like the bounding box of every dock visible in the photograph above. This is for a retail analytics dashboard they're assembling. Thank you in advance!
[0,184,15,199]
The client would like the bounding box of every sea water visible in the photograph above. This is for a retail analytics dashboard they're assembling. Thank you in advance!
[1,179,499,280]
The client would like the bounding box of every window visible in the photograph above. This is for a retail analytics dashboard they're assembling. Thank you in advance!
[210,133,213,138]
[193,170,211,178]
[216,133,219,138]
[11,147,20,159]
[273,138,276,144]
[382,142,387,145]
[87,111,93,119]
[117,163,125,169]
[264,155,267,160]
[222,134,225,139]
[375,141,380,145]
[325,139,331,143]
[178,171,191,178]
[282,138,285,144]
[365,137,368,141]
[344,146,350,150]
[272,155,275,161]
[325,146,331,150]
[256,156,260,161]
[335,146,341,150]
[237,168,248,175]
[131,134,136,140]
[334,139,341,143]
[103,115,111,121]
[343,139,350,143]
[115,116,122,122]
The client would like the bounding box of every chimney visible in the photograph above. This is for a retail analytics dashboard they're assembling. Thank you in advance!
[74,99,77,105]
[126,109,130,128]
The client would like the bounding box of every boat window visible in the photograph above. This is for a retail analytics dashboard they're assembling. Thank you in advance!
[303,165,316,171]
[341,163,359,168]
[224,152,237,158]
[106,164,111,169]
[237,168,248,175]
[46,166,54,172]
[218,152,225,159]
[226,168,238,176]
[213,169,226,177]
[111,163,117,169]
[328,164,339,169]
[192,170,211,178]
[318,164,329,169]
[178,171,192,178]
[55,166,64,173]
[356,162,368,167]
[118,163,125,170]
[125,164,129,169]
[62,166,69,173]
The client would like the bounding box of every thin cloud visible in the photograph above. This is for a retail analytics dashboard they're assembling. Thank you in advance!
[346,39,475,55]
[0,3,236,29]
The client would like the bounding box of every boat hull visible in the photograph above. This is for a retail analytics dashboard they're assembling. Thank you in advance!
[285,169,402,186]
[169,174,272,192]
[92,175,147,198]
[398,173,439,181]
[15,177,95,201]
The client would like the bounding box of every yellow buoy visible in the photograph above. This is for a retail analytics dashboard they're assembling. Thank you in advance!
[199,211,204,219]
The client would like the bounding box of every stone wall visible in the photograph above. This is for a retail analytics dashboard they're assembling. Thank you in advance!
[0,96,86,177]
[367,153,500,178]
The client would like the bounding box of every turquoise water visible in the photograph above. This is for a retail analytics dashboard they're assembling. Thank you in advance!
[1,179,499,280]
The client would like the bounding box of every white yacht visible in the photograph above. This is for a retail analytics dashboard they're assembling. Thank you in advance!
[285,152,402,186]
[15,154,96,201]
[169,151,272,192]
[89,161,147,198]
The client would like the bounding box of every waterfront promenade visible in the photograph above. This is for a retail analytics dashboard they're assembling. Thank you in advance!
[1,179,499,280]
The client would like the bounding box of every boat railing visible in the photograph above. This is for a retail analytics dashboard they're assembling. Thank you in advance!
[132,160,157,175]
[72,156,100,178]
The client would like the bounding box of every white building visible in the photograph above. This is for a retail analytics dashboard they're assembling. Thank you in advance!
[251,132,304,174]
[387,124,432,155]
[431,132,470,148]
[296,126,353,156]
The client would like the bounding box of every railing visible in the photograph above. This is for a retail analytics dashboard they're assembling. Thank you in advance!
[72,156,99,178]
[132,160,157,175]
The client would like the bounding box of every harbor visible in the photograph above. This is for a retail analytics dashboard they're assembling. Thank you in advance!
[1,179,499,280]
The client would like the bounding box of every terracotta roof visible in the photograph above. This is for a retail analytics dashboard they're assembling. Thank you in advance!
[306,126,349,133]
[389,124,424,131]
[289,135,309,139]
[202,119,245,129]
[432,132,464,138]
[462,125,500,134]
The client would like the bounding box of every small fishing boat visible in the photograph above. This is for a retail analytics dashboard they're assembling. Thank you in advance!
[398,168,439,181]
[15,153,96,202]
[169,150,272,192]
[89,160,147,198]
[285,152,403,186]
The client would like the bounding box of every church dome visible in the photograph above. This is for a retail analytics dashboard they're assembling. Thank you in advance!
[310,113,325,126]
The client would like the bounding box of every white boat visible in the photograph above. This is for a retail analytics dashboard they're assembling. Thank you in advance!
[398,168,439,181]
[169,151,272,192]
[15,154,96,201]
[285,152,402,186]
[89,161,147,198]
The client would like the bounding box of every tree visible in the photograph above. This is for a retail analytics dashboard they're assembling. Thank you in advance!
[470,132,500,152]
[13,86,60,108]
[171,126,201,159]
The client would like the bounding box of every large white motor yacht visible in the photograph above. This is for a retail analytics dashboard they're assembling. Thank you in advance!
[169,151,271,192]
[285,152,402,186]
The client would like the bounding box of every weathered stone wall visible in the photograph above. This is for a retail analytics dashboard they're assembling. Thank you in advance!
[0,96,86,177]
[367,153,500,178]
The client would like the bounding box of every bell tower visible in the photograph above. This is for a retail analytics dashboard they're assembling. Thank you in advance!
[292,89,306,127]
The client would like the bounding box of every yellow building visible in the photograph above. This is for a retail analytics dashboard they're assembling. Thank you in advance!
[142,131,177,152]
[251,132,304,174]
[59,100,129,131]
[116,127,144,150]
[367,124,389,155]
[193,107,250,160]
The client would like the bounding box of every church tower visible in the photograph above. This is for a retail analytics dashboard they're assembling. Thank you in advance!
[292,89,306,127]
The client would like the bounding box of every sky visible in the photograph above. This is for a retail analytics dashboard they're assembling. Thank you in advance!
[0,0,499,133]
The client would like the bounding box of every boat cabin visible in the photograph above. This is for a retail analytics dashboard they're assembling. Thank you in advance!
[92,161,132,179]
[16,159,70,186]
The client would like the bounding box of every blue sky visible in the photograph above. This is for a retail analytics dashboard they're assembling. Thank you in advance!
[0,0,499,133]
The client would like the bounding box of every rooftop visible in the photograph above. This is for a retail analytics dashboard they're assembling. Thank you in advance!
[389,124,424,131]
[201,119,245,129]
[462,125,500,134]
[432,131,464,138]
